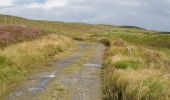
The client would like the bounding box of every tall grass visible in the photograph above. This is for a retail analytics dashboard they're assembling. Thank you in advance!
[102,38,170,100]
[0,34,74,96]
[103,68,170,100]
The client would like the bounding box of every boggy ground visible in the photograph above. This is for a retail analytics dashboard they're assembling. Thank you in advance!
[4,42,106,100]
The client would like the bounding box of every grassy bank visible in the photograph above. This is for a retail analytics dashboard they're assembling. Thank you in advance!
[102,37,170,100]
[0,34,74,96]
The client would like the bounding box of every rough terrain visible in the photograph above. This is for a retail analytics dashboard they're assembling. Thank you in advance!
[5,42,106,100]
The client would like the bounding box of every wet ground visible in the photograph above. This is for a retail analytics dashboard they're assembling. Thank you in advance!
[5,42,106,100]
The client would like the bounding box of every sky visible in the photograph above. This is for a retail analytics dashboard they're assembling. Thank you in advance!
[0,0,170,31]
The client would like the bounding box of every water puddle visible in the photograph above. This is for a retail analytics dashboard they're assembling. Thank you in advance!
[28,88,44,92]
[46,72,56,78]
[83,63,101,67]
[7,72,57,99]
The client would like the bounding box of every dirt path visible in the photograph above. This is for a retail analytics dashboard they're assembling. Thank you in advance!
[5,42,106,100]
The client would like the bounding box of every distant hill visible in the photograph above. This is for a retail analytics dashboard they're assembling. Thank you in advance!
[119,26,146,30]
[0,14,166,36]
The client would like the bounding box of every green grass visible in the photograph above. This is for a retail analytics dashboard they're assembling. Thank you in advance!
[0,14,112,36]
[114,60,139,69]
[112,32,170,48]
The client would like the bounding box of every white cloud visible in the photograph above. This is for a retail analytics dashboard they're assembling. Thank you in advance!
[0,0,13,7]
[25,0,69,9]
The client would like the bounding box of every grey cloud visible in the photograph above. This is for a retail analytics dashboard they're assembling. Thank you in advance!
[0,0,170,31]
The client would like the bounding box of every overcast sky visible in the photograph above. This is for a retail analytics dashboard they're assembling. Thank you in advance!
[0,0,170,31]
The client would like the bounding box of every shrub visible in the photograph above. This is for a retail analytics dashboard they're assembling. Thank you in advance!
[0,25,43,47]
[72,36,84,41]
[99,37,110,47]
[0,55,11,66]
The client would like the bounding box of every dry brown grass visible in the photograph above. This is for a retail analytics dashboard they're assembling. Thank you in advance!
[103,39,170,100]
[103,68,170,100]
[0,34,74,96]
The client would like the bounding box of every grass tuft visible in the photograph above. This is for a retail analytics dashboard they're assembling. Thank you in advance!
[114,60,139,69]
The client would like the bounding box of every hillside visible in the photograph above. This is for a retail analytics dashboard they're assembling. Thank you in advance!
[0,14,110,35]
[1,14,169,49]
[0,14,170,100]
[0,14,161,35]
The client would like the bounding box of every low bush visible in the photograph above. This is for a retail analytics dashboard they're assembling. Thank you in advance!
[72,36,84,41]
[0,25,44,48]
[99,37,110,47]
